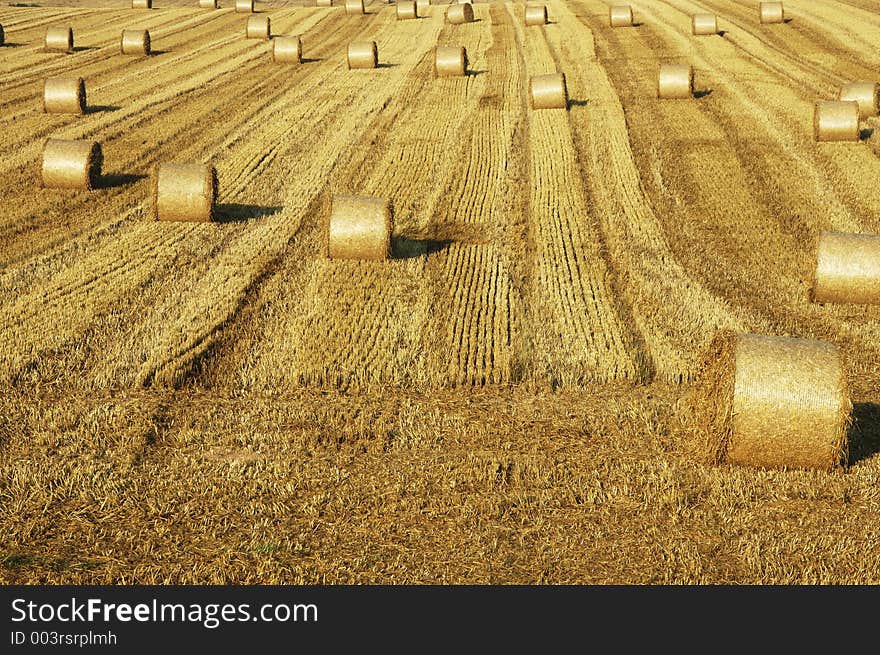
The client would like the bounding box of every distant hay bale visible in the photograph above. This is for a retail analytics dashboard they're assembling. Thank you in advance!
[692,331,850,470]
[434,46,467,77]
[327,194,391,261]
[246,15,270,39]
[273,35,301,63]
[199,0,218,8]
[43,76,86,114]
[235,0,253,12]
[152,163,217,222]
[838,82,879,120]
[347,40,377,69]
[397,1,416,19]
[121,29,151,55]
[759,1,784,24]
[41,139,102,190]
[812,231,880,305]
[609,5,632,27]
[131,0,152,8]
[345,0,364,14]
[317,0,332,5]
[416,0,429,17]
[446,3,473,24]
[657,63,693,99]
[524,5,547,26]
[529,72,568,110]
[814,100,860,142]
[691,13,717,35]
[45,26,73,52]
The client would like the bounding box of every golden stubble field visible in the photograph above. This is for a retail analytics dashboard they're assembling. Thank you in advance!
[1,0,880,583]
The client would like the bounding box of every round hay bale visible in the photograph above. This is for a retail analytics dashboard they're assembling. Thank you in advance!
[327,194,391,261]
[235,0,253,12]
[246,15,270,39]
[316,0,332,6]
[347,40,377,69]
[657,63,693,99]
[199,0,218,8]
[446,3,473,24]
[693,331,849,470]
[344,0,364,14]
[529,72,567,110]
[43,76,86,114]
[814,100,860,142]
[434,46,467,77]
[812,231,880,305]
[121,29,151,55]
[41,139,102,190]
[838,81,879,120]
[691,13,717,35]
[397,1,417,20]
[131,0,152,8]
[273,35,301,63]
[45,26,73,53]
[759,1,784,24]
[416,0,429,17]
[152,163,217,222]
[609,5,632,27]
[524,5,547,26]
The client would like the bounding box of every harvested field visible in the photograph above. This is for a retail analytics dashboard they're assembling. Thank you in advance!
[2,0,880,584]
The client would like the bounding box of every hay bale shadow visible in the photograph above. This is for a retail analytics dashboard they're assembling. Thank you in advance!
[86,105,121,114]
[694,89,713,99]
[1,43,25,48]
[860,127,874,141]
[150,49,169,56]
[848,402,880,465]
[568,98,589,108]
[391,236,452,259]
[215,204,283,223]
[376,62,397,68]
[72,46,98,52]
[718,30,727,37]
[101,173,146,189]
[783,17,793,23]
[301,57,322,64]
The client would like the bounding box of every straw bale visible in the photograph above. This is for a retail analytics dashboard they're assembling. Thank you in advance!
[692,13,717,35]
[41,139,102,190]
[121,29,150,55]
[812,231,880,305]
[524,5,547,26]
[657,63,693,99]
[529,72,568,110]
[273,35,301,63]
[347,41,377,69]
[759,2,784,24]
[814,100,860,142]
[45,26,73,52]
[327,194,391,261]
[609,5,632,27]
[152,162,217,222]
[838,82,879,120]
[246,15,270,39]
[434,46,467,77]
[43,76,86,114]
[446,3,473,24]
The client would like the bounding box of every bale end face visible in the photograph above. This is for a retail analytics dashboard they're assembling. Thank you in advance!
[814,100,860,142]
[43,76,86,114]
[152,163,217,222]
[327,194,392,261]
[759,1,784,24]
[41,139,102,190]
[691,13,717,35]
[246,15,271,39]
[524,5,547,26]
[657,63,693,99]
[273,36,302,63]
[812,231,880,305]
[446,2,474,24]
[45,26,73,52]
[397,1,417,20]
[344,0,364,14]
[529,73,568,110]
[838,82,879,120]
[434,46,467,77]
[609,5,633,27]
[121,29,151,55]
[347,41,377,69]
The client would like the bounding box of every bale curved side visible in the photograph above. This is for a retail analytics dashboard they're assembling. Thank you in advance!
[839,82,879,120]
[446,3,474,24]
[814,100,860,142]
[434,46,467,77]
[0,24,5,46]
[524,5,547,26]
[691,13,717,35]
[152,163,217,222]
[344,0,364,14]
[327,194,392,261]
[246,15,270,39]
[397,1,416,19]
[416,0,429,17]
[609,5,633,27]
[121,29,150,55]
[131,0,152,8]
[43,77,86,114]
[45,26,73,52]
[759,2,784,24]
[657,63,693,99]
[235,0,254,13]
[529,73,567,109]
[347,41,377,69]
[199,0,219,8]
[273,35,301,63]
[812,231,880,305]
[41,139,102,190]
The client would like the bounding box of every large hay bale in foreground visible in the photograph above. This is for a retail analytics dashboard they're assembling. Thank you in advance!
[235,0,253,12]
[246,15,270,39]
[524,5,547,26]
[657,63,693,99]
[347,41,377,69]
[446,3,473,24]
[529,73,568,109]
[43,76,86,114]
[327,194,391,261]
[345,0,364,14]
[397,1,416,20]
[814,100,859,142]
[759,2,784,24]
[121,29,151,55]
[838,82,879,120]
[45,26,73,52]
[131,0,152,8]
[812,231,880,305]
[692,331,850,470]
[435,46,467,77]
[691,13,717,35]
[152,163,217,222]
[199,0,218,8]
[41,139,102,190]
[273,35,301,63]
[609,5,633,27]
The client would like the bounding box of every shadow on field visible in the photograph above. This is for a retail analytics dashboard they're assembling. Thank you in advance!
[718,30,727,37]
[300,57,322,64]
[468,69,487,76]
[86,105,121,114]
[632,21,644,27]
[568,99,589,108]
[860,127,874,141]
[376,62,398,69]
[150,50,169,56]
[694,89,713,99]
[215,204,283,223]
[1,43,25,48]
[783,18,793,24]
[101,173,146,189]
[72,46,98,52]
[392,236,452,259]
[848,402,880,465]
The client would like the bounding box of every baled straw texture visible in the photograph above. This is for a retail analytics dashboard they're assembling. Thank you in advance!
[416,0,429,17]
[327,194,392,261]
[246,15,270,39]
[235,0,253,13]
[316,0,332,6]
[397,1,417,20]
[131,0,152,8]
[434,46,467,77]
[199,0,218,8]
[529,73,568,110]
[345,0,364,14]
[43,76,86,114]
[152,163,217,222]
[45,26,73,52]
[41,139,102,190]
[812,231,880,305]
[657,63,693,99]
[524,5,547,26]
[446,3,474,24]
[838,82,879,120]
[347,41,377,69]
[691,13,717,35]
[273,36,301,63]
[692,331,850,470]
[759,2,784,24]
[814,100,860,142]
[609,5,632,27]
[121,29,151,55]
